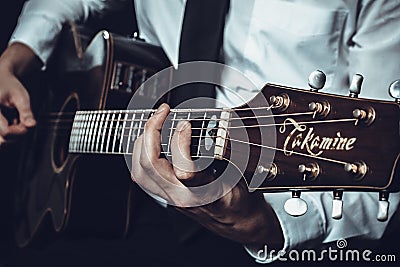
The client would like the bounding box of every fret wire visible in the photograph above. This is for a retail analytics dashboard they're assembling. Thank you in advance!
[119,112,128,154]
[87,112,94,151]
[86,112,95,152]
[88,113,94,152]
[91,112,100,152]
[81,113,88,152]
[79,113,87,151]
[69,114,78,152]
[107,112,116,153]
[186,111,192,153]
[84,113,92,152]
[197,111,207,157]
[101,111,111,153]
[167,112,177,155]
[112,112,122,153]
[87,112,94,152]
[77,113,84,151]
[77,113,83,151]
[83,112,90,152]
[75,113,81,151]
[137,113,145,139]
[85,112,90,152]
[96,112,105,153]
[126,112,136,153]
[71,113,78,152]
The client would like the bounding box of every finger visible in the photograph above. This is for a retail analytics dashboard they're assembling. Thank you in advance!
[132,135,169,198]
[0,135,5,145]
[0,113,9,137]
[139,103,170,170]
[139,103,182,184]
[0,111,29,137]
[170,120,195,181]
[8,78,36,127]
[133,133,186,203]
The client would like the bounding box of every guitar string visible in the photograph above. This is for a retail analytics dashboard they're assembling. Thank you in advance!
[42,117,358,134]
[67,118,357,166]
[68,137,349,166]
[37,111,319,129]
[41,111,314,125]
[36,105,285,124]
[43,105,275,117]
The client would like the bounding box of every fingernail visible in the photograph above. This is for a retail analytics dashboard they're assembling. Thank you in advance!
[155,104,168,114]
[176,121,190,132]
[24,116,36,126]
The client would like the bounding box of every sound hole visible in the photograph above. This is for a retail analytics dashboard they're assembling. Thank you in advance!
[52,94,79,171]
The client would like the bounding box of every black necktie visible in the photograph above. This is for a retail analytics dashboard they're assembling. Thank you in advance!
[168,0,230,108]
[167,0,230,243]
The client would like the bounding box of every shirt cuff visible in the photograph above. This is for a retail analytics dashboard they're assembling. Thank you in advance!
[244,192,325,263]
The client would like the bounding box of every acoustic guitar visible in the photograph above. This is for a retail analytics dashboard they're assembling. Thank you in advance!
[15,25,400,247]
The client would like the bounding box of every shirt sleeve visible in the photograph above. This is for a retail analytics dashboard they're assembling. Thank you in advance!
[347,0,400,100]
[245,192,400,263]
[9,0,128,66]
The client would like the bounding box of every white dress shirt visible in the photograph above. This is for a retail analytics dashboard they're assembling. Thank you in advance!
[10,0,400,263]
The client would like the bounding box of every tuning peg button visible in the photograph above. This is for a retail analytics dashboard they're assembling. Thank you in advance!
[389,80,400,103]
[377,191,390,221]
[308,70,326,91]
[349,74,364,98]
[284,191,308,216]
[332,191,343,219]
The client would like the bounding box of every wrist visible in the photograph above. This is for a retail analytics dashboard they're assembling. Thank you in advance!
[244,196,284,250]
[0,42,41,77]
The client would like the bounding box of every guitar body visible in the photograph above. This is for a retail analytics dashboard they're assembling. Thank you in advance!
[15,25,170,247]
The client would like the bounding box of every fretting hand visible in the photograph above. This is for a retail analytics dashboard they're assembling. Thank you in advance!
[131,103,284,248]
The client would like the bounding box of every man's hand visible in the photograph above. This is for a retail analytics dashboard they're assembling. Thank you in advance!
[131,103,284,248]
[0,43,41,144]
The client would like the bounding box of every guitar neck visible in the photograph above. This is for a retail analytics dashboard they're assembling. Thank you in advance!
[68,108,228,157]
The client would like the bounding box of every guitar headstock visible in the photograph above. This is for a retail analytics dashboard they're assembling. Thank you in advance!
[225,73,399,219]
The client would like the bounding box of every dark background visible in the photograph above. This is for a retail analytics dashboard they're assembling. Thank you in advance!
[0,1,136,264]
[0,1,399,267]
[0,1,27,264]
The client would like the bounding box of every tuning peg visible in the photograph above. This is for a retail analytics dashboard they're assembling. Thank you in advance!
[344,161,368,179]
[298,162,320,181]
[257,163,278,181]
[332,190,343,219]
[284,191,308,216]
[377,191,390,221]
[389,80,400,103]
[349,74,364,98]
[352,108,375,126]
[308,70,326,92]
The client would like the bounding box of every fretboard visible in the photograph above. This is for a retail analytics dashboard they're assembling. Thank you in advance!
[68,108,229,158]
